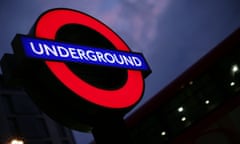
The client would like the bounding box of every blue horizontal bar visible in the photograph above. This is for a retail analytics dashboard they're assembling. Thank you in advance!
[19,35,150,71]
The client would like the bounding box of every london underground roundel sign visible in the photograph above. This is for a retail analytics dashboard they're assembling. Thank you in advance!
[11,8,151,129]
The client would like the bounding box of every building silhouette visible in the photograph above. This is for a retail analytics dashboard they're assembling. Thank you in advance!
[126,28,240,144]
[0,75,76,144]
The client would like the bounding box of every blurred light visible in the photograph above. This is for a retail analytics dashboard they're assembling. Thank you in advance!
[181,116,187,122]
[189,81,193,85]
[205,100,210,104]
[178,107,184,112]
[9,139,24,144]
[232,64,239,73]
[161,131,166,136]
[230,82,235,86]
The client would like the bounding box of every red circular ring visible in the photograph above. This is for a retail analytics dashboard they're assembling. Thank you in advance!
[34,9,144,108]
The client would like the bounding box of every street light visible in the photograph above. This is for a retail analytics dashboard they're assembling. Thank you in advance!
[8,139,24,144]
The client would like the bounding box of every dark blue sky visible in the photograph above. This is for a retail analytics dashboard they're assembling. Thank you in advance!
[1,0,240,143]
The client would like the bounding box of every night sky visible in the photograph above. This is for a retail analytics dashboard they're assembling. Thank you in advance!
[1,0,240,143]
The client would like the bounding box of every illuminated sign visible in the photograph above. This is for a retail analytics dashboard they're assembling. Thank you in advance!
[30,8,151,109]
[15,35,150,71]
[9,8,151,130]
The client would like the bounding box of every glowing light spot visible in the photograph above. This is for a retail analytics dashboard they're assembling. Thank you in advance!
[181,116,187,122]
[205,100,210,104]
[9,139,24,144]
[161,131,166,136]
[178,106,184,112]
[230,82,235,86]
[232,64,239,73]
[189,81,193,85]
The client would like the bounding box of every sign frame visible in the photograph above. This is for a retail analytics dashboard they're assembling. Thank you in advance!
[29,8,148,109]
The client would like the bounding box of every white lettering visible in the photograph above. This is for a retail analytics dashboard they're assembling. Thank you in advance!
[57,46,69,58]
[113,54,124,65]
[132,56,142,67]
[77,49,88,60]
[104,53,115,63]
[122,55,134,66]
[96,51,107,63]
[29,42,44,55]
[27,40,146,70]
[86,50,98,61]
[69,48,79,59]
[44,44,58,56]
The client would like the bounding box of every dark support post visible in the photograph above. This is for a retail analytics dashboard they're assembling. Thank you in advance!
[92,117,131,144]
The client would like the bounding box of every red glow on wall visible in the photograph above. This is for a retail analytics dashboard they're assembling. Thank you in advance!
[34,9,144,108]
